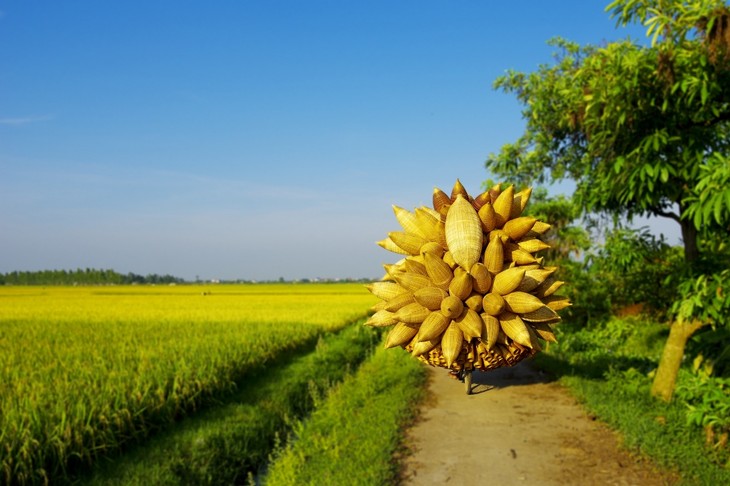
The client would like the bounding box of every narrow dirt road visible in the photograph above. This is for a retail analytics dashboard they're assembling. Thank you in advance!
[400,360,679,486]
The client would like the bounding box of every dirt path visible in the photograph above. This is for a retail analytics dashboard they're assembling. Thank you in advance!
[400,359,679,486]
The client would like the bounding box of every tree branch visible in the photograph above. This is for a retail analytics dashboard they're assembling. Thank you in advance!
[651,208,681,222]
[677,107,730,131]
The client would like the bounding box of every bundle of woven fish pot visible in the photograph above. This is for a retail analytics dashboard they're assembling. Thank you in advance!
[366,180,570,373]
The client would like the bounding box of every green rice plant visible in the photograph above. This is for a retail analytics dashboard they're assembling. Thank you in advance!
[0,284,376,485]
[81,323,382,485]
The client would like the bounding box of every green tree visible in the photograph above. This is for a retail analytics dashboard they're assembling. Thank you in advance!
[486,0,730,400]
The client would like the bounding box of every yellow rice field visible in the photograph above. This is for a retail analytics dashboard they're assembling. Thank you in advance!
[0,283,377,484]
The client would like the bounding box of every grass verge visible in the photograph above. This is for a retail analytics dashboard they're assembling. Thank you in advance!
[80,322,381,485]
[262,342,428,486]
[534,316,730,485]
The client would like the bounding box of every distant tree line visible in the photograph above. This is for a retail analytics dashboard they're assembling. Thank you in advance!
[0,268,185,285]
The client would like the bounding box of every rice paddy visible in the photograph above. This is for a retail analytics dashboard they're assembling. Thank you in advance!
[0,283,377,485]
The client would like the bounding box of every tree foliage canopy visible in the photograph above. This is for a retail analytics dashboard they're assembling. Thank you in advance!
[486,0,730,399]
[487,0,730,248]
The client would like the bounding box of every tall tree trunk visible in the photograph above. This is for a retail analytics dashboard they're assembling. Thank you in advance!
[679,207,699,263]
[651,318,707,401]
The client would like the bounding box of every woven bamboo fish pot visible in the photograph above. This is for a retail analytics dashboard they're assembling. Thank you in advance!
[365,180,570,373]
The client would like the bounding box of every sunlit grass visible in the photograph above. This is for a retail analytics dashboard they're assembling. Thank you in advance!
[263,342,427,486]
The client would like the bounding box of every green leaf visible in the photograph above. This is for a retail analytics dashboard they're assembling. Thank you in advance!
[714,196,725,225]
[694,207,703,229]
[703,200,714,224]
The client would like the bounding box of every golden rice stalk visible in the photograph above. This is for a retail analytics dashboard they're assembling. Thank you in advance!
[433,187,452,215]
[417,311,451,341]
[365,310,398,327]
[503,291,545,314]
[521,305,560,323]
[413,286,448,311]
[516,238,551,254]
[491,267,526,295]
[478,202,497,232]
[492,185,514,228]
[483,237,504,274]
[392,205,427,239]
[445,195,483,270]
[385,322,419,349]
[544,295,572,311]
[365,281,408,301]
[516,268,555,293]
[511,187,533,219]
[455,308,484,340]
[448,269,473,300]
[441,321,464,368]
[440,295,464,319]
[394,302,430,324]
[499,312,533,348]
[388,231,428,256]
[480,313,500,350]
[392,271,432,292]
[502,216,536,241]
[377,237,410,255]
[423,252,453,290]
[529,321,558,342]
[383,292,416,312]
[470,262,492,294]
[482,292,505,316]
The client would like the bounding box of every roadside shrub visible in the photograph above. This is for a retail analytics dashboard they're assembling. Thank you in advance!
[675,371,730,466]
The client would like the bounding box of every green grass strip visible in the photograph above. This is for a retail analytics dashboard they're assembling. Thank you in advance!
[534,317,730,486]
[555,373,730,486]
[263,342,428,486]
[81,323,381,485]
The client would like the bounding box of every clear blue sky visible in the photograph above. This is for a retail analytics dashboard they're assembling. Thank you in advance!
[1,1,673,281]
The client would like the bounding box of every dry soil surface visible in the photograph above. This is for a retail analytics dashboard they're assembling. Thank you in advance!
[400,360,679,486]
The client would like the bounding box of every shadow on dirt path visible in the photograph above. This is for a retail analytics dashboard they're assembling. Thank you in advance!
[400,359,679,486]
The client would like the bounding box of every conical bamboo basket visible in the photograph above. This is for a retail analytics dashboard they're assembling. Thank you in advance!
[366,180,570,373]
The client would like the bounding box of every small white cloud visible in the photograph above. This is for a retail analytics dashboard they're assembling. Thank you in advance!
[0,114,54,126]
